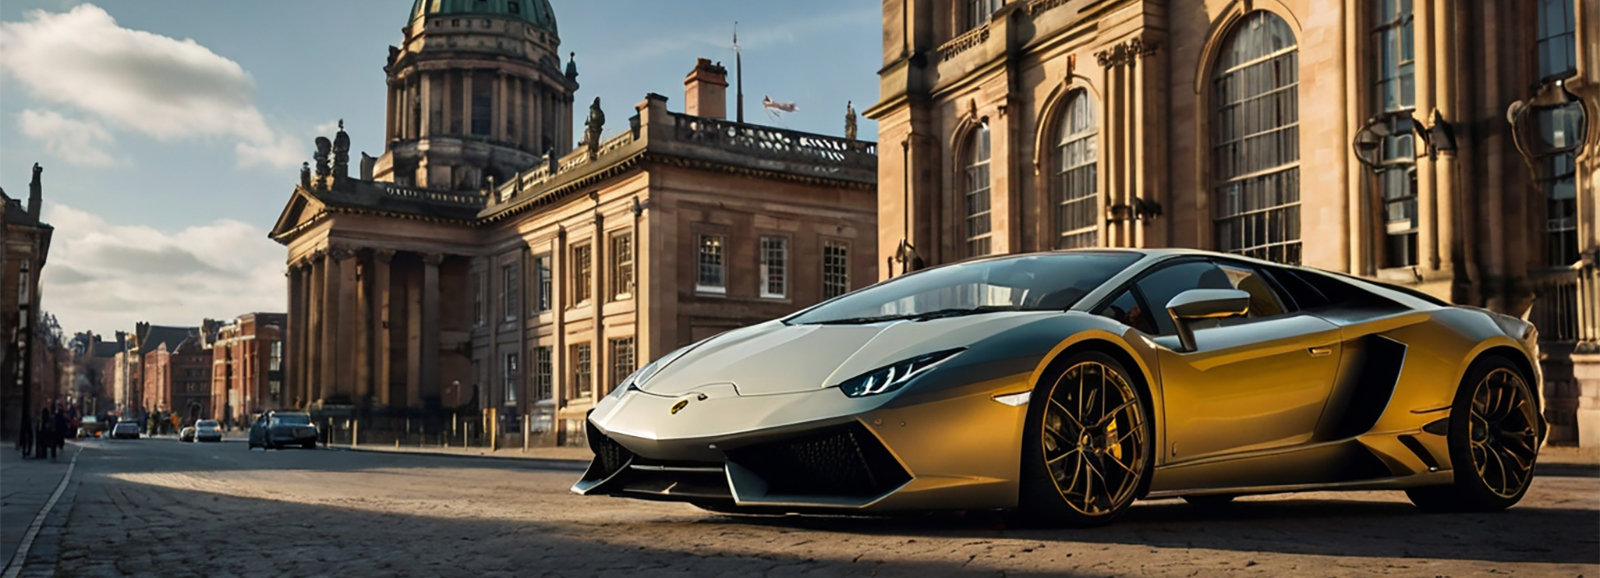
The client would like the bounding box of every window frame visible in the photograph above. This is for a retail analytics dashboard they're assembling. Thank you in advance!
[473,270,487,326]
[822,239,851,299]
[961,125,993,258]
[1370,0,1419,268]
[572,342,593,400]
[696,233,727,295]
[570,243,593,306]
[759,235,789,299]
[610,231,634,301]
[1053,90,1099,249]
[609,337,636,392]
[531,345,553,402]
[1210,11,1303,264]
[503,351,519,406]
[501,262,519,322]
[531,253,552,314]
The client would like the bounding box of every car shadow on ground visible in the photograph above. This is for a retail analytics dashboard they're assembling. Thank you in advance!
[700,495,1598,566]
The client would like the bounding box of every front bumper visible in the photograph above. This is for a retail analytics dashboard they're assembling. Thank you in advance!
[572,373,1031,512]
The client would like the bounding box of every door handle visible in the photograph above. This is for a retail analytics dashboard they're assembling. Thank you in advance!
[1307,346,1334,357]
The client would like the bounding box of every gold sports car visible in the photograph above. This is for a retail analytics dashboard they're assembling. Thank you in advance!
[574,249,1546,526]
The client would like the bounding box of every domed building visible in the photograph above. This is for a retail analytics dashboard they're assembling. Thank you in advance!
[271,3,877,445]
[377,0,579,191]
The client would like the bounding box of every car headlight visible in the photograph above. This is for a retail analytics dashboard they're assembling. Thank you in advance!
[836,348,965,398]
[1492,313,1536,345]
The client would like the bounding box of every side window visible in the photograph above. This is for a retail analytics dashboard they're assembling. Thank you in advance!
[1214,264,1287,320]
[1096,289,1158,335]
[1134,261,1228,336]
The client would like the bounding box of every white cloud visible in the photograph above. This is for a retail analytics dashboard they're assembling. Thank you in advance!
[38,204,286,335]
[0,4,300,169]
[16,109,119,167]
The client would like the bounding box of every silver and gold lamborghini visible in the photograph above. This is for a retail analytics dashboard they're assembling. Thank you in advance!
[574,249,1546,526]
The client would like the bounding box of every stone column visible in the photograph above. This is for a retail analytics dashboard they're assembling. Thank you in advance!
[514,76,525,148]
[406,254,423,408]
[462,72,473,136]
[533,85,544,152]
[354,251,371,404]
[592,212,606,402]
[1431,1,1458,273]
[495,72,508,141]
[307,250,326,408]
[420,73,433,138]
[421,252,444,404]
[319,247,346,406]
[336,248,358,402]
[286,262,302,409]
[373,249,395,408]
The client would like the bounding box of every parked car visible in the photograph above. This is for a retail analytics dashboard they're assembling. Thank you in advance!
[111,421,140,440]
[193,420,223,442]
[179,425,195,442]
[248,411,318,450]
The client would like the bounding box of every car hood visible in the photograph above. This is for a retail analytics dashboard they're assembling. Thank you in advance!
[640,312,1058,397]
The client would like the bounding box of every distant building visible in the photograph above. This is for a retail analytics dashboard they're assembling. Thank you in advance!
[269,1,877,444]
[203,313,286,426]
[1,163,53,440]
[133,324,203,417]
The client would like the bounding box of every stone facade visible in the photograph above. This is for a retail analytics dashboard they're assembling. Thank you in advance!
[867,0,1599,444]
[1,164,53,441]
[271,4,878,444]
[204,313,287,426]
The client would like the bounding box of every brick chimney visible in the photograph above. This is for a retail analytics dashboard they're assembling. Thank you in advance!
[684,58,728,120]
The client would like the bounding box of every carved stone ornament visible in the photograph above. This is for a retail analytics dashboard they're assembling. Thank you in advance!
[372,248,397,263]
[328,245,357,261]
[1095,36,1162,68]
[421,252,446,266]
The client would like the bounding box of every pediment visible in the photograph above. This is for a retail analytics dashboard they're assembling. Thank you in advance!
[269,187,329,242]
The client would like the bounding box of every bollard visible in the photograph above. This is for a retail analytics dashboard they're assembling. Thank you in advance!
[522,413,530,453]
[353,418,360,447]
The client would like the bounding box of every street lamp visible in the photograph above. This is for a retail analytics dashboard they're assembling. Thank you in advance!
[1507,78,1590,167]
[1353,111,1458,169]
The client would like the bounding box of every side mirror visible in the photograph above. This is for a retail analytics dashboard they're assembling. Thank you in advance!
[1165,289,1251,352]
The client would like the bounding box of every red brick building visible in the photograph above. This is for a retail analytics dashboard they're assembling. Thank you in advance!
[205,313,286,427]
[138,326,209,420]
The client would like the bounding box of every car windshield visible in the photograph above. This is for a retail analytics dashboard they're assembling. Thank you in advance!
[271,414,312,426]
[197,420,218,427]
[787,251,1142,325]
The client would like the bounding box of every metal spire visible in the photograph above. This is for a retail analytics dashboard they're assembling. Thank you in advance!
[735,22,744,124]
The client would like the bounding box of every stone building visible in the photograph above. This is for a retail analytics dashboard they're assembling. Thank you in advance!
[866,0,1598,444]
[133,324,204,418]
[1,164,53,440]
[203,312,287,426]
[271,2,877,442]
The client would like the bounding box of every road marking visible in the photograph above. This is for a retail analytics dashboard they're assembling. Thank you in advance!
[2,445,82,578]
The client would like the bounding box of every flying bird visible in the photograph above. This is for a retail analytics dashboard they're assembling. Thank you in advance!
[762,96,798,113]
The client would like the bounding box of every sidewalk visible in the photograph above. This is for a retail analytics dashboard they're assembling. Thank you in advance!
[336,442,593,463]
[0,443,74,572]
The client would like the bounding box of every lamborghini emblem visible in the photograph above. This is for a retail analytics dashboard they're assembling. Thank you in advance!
[670,400,689,415]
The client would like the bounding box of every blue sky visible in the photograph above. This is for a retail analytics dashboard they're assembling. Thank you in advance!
[0,0,881,336]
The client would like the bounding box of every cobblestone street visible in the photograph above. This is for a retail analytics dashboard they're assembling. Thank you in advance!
[0,437,1591,577]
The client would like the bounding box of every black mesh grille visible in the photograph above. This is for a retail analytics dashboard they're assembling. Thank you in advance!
[726,423,910,498]
[587,421,631,479]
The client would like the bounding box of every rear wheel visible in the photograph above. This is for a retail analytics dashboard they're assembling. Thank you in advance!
[1019,351,1152,527]
[1406,356,1541,512]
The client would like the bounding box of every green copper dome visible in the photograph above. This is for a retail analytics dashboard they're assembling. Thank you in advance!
[410,0,558,34]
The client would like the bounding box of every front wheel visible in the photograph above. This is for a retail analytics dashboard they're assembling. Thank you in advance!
[1019,351,1153,527]
[1406,356,1541,512]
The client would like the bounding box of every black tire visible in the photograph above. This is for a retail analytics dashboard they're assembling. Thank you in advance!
[302,442,316,450]
[1019,350,1154,527]
[1406,355,1541,513]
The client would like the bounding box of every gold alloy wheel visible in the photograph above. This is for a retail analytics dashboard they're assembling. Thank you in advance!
[1468,367,1540,499]
[1041,361,1147,516]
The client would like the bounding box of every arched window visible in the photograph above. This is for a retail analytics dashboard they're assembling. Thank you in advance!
[1212,12,1300,264]
[1054,92,1098,249]
[962,125,993,257]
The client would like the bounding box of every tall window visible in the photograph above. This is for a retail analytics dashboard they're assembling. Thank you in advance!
[1537,0,1580,265]
[532,254,552,313]
[532,346,552,401]
[503,352,518,405]
[963,125,993,257]
[1212,12,1301,264]
[1055,92,1098,249]
[572,343,592,400]
[611,232,634,300]
[501,263,519,321]
[610,337,636,391]
[473,271,487,325]
[269,341,282,371]
[471,75,492,136]
[823,241,850,299]
[571,244,592,305]
[962,0,1003,32]
[697,234,726,293]
[760,236,788,299]
[1373,0,1417,267]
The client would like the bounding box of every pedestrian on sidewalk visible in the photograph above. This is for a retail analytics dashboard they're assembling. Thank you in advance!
[16,414,33,458]
[34,408,56,460]
[53,408,71,451]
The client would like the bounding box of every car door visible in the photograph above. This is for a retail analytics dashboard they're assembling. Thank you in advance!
[1136,259,1343,463]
